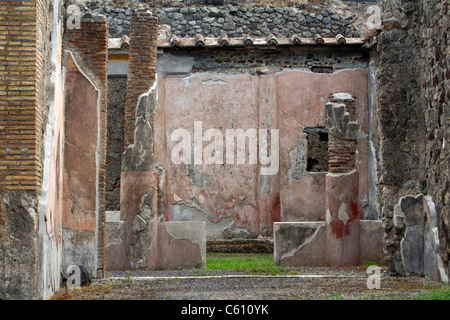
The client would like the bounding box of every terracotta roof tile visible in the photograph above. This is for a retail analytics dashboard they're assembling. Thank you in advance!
[314,34,325,44]
[121,35,130,49]
[108,34,364,50]
[194,34,205,47]
[219,33,229,46]
[336,34,346,45]
[170,34,180,47]
[243,34,255,46]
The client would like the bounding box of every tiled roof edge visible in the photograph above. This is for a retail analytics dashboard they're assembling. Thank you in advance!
[108,34,366,50]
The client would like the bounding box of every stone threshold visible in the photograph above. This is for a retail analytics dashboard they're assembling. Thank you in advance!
[95,274,363,282]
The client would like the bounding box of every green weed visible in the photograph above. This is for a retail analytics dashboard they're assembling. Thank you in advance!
[206,253,298,275]
[412,286,450,300]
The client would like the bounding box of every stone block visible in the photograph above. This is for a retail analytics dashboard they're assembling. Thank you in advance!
[274,222,327,266]
[401,224,424,274]
[359,220,385,265]
[156,221,206,270]
[105,211,124,247]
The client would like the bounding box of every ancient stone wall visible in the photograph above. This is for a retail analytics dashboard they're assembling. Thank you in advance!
[106,78,126,211]
[420,0,450,280]
[372,0,425,275]
[373,0,449,282]
[159,46,369,72]
[76,0,372,38]
[154,47,369,239]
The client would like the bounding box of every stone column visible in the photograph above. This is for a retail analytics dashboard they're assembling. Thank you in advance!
[63,13,109,279]
[107,9,159,271]
[325,94,361,266]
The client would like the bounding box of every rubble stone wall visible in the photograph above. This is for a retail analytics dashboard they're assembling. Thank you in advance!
[373,0,449,282]
[73,0,380,38]
[420,0,450,280]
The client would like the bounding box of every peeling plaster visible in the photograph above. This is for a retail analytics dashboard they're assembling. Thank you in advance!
[337,202,349,225]
[172,201,242,239]
[164,221,205,250]
[287,138,307,181]
[274,222,326,265]
[280,223,324,261]
[326,208,331,223]
[122,80,158,172]
[38,0,64,300]
[188,158,211,188]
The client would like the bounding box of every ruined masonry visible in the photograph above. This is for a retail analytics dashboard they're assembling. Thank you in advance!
[0,0,448,299]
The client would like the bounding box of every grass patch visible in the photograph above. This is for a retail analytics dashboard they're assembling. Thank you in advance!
[412,285,450,300]
[361,261,385,268]
[206,253,297,275]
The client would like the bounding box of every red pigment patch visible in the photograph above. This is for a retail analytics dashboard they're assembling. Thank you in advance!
[350,200,359,219]
[270,196,281,225]
[330,219,344,239]
[343,201,360,236]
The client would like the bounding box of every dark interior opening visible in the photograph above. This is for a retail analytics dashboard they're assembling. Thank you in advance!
[304,127,329,172]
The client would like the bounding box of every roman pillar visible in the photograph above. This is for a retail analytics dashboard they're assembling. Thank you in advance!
[107,9,159,271]
[325,93,361,266]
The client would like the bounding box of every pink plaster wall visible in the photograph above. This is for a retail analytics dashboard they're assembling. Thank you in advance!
[156,68,368,239]
[278,69,368,222]
[158,73,264,238]
[62,54,99,232]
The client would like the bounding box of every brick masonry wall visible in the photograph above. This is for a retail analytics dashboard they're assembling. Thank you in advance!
[0,0,40,192]
[0,0,62,299]
[64,13,108,278]
[124,10,157,148]
[113,9,159,271]
[0,0,40,299]
[325,96,358,175]
[328,135,357,173]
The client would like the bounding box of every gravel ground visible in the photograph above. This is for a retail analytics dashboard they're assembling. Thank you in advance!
[52,266,446,300]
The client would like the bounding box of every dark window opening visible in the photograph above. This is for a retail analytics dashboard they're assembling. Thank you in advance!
[311,65,333,74]
[304,127,329,172]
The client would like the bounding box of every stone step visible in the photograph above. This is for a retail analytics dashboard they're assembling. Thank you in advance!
[206,238,274,253]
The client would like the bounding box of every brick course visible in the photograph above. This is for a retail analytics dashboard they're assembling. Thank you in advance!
[124,9,158,148]
[328,135,357,173]
[0,0,64,298]
[0,0,40,192]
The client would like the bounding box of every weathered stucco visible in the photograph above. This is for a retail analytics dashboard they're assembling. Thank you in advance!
[62,53,100,279]
[152,67,369,242]
[278,69,368,223]
[2,0,449,301]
